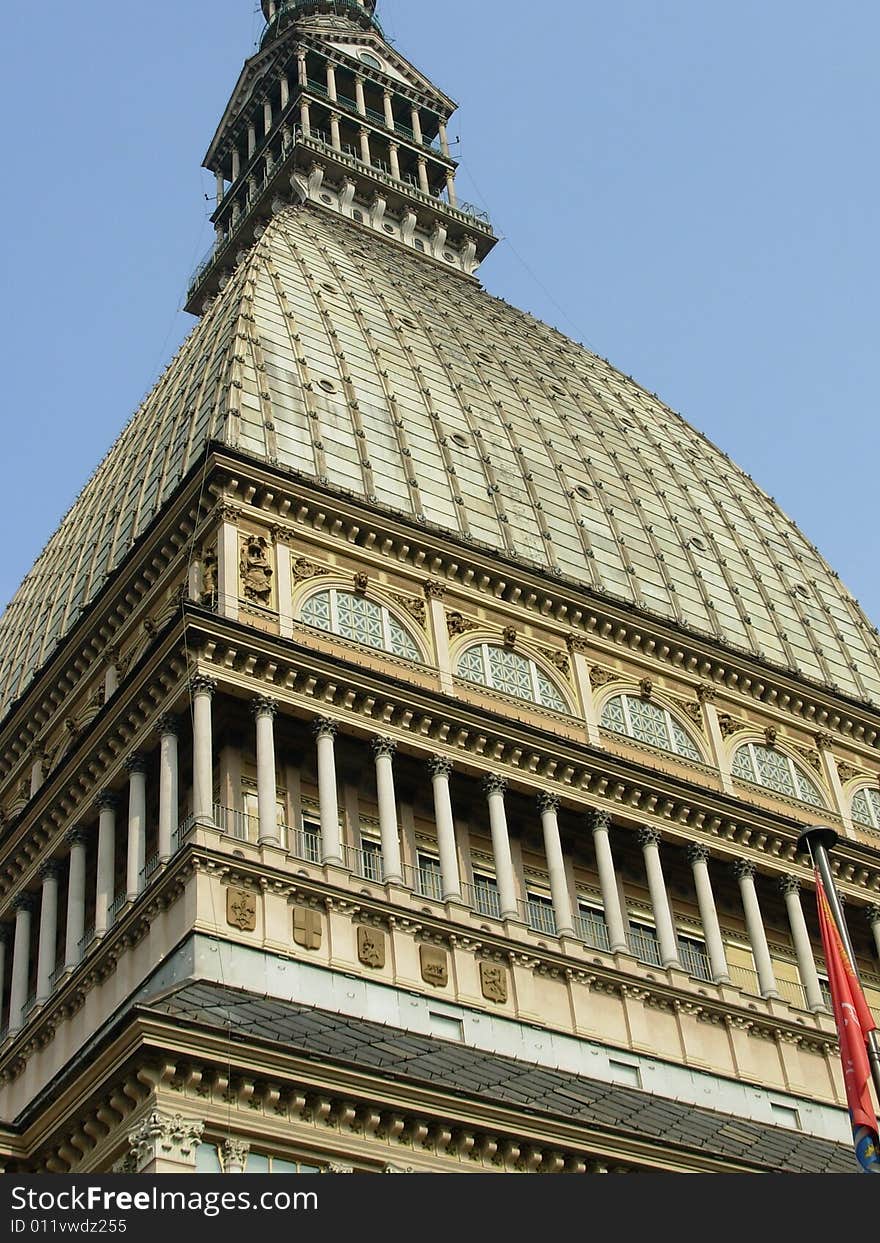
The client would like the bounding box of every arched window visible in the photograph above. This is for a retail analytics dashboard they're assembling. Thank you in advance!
[301,588,421,661]
[600,693,702,762]
[457,643,568,713]
[731,742,825,807]
[851,786,880,830]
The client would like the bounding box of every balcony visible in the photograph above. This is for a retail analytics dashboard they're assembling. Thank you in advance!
[575,909,612,952]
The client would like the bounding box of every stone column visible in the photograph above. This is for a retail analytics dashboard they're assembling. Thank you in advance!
[252,697,280,846]
[128,1112,205,1176]
[247,122,257,159]
[329,111,341,151]
[36,863,61,1003]
[410,107,423,144]
[417,155,429,194]
[359,126,371,165]
[638,828,680,968]
[354,75,366,116]
[8,895,35,1035]
[0,925,10,1032]
[157,715,179,863]
[125,755,147,902]
[483,776,518,920]
[388,142,401,182]
[263,98,273,136]
[372,738,403,885]
[383,89,395,129]
[297,51,307,88]
[215,170,225,207]
[232,147,241,181]
[326,62,338,102]
[94,792,118,937]
[780,876,825,1012]
[280,73,290,110]
[687,844,730,983]
[537,793,574,936]
[428,757,462,901]
[64,829,87,971]
[590,811,628,952]
[314,719,342,865]
[300,98,312,139]
[868,905,880,963]
[445,171,458,208]
[191,676,216,824]
[438,119,450,157]
[734,860,779,999]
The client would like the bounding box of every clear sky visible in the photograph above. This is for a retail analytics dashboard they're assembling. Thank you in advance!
[1,1,878,632]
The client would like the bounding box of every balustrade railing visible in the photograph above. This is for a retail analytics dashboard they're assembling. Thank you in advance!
[462,881,502,921]
[575,910,611,952]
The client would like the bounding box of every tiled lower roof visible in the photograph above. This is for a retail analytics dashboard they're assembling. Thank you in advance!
[140,979,855,1174]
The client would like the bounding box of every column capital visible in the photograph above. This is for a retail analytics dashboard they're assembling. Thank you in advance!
[39,861,62,884]
[95,790,119,813]
[589,809,611,834]
[124,753,148,776]
[221,1138,251,1174]
[127,1111,205,1175]
[428,755,453,780]
[778,874,801,897]
[251,695,278,721]
[12,892,36,915]
[423,579,447,600]
[733,859,756,882]
[190,674,217,699]
[537,791,560,815]
[371,736,397,760]
[637,826,661,849]
[65,827,89,848]
[687,843,710,866]
[157,713,180,738]
[313,716,338,741]
[865,904,880,926]
[696,683,717,704]
[482,773,507,797]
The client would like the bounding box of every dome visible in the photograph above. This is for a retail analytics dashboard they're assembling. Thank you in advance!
[1,203,879,717]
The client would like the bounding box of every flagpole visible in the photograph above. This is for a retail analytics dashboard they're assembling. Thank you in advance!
[798,825,880,1105]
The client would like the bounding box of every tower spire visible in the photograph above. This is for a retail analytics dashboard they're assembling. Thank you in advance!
[186,0,495,315]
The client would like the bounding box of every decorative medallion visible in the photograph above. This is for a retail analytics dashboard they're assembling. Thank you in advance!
[292,907,323,950]
[226,887,256,932]
[480,961,509,1004]
[420,945,449,988]
[358,926,386,969]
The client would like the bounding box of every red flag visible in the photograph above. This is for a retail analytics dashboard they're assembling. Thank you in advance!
[815,871,880,1171]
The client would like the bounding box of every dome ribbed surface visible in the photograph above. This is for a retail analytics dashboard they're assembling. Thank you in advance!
[2,204,878,716]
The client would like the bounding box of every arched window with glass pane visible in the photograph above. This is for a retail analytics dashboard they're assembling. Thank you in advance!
[456,643,568,712]
[851,786,880,830]
[731,742,826,807]
[300,588,421,661]
[600,693,703,762]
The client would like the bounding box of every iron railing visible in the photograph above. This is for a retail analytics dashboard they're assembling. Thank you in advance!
[575,910,611,952]
[678,941,713,983]
[463,881,502,920]
[345,844,385,883]
[627,927,663,967]
[523,899,557,936]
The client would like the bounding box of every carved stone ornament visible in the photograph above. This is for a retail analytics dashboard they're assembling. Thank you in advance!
[480,961,509,1005]
[201,545,218,604]
[794,744,823,775]
[696,683,717,704]
[639,678,653,700]
[764,726,779,748]
[353,572,369,595]
[589,665,616,690]
[717,713,746,739]
[502,627,518,649]
[836,761,866,784]
[541,647,570,676]
[239,533,274,606]
[292,557,330,583]
[422,579,447,601]
[358,925,386,969]
[565,633,590,655]
[226,886,257,932]
[446,610,480,637]
[127,1112,205,1173]
[420,945,449,988]
[390,590,427,628]
[293,906,323,950]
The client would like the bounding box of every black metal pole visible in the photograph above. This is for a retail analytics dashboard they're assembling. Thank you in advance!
[798,826,880,1108]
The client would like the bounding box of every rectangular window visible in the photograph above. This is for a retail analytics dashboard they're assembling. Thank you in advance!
[359,836,384,882]
[525,891,557,935]
[576,902,611,952]
[293,809,322,864]
[678,934,712,982]
[472,872,501,919]
[628,921,662,967]
[416,853,443,901]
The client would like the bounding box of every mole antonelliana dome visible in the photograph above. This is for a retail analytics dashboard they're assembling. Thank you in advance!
[0,10,878,721]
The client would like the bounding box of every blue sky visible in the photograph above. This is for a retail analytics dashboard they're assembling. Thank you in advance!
[1,1,877,630]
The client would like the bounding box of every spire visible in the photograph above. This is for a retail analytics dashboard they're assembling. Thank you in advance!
[185,0,495,315]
